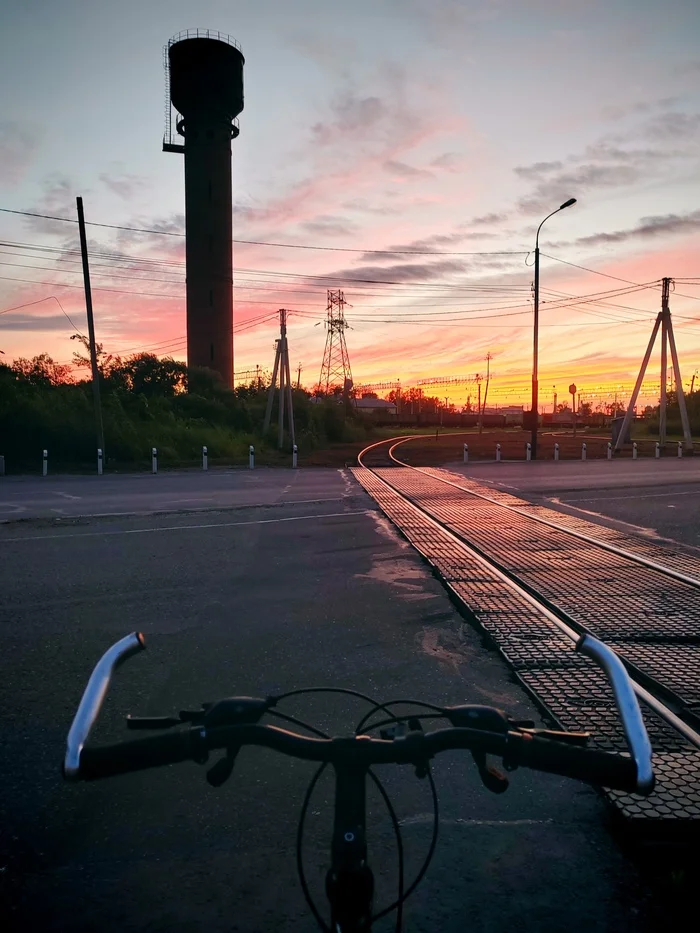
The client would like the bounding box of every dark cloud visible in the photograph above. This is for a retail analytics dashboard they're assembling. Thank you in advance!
[323,258,468,283]
[354,230,492,263]
[576,209,700,247]
[0,121,41,185]
[311,94,385,145]
[383,159,432,178]
[580,143,675,163]
[518,164,636,215]
[340,197,402,215]
[469,212,509,226]
[300,217,359,236]
[513,160,564,180]
[99,172,147,200]
[0,313,68,332]
[20,174,78,238]
[600,97,677,121]
[133,212,185,235]
[429,151,461,172]
[643,111,700,141]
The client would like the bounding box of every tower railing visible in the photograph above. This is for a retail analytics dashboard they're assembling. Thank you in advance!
[167,29,242,52]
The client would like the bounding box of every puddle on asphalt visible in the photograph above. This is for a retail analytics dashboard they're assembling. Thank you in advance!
[364,508,410,549]
[419,627,465,670]
[356,558,436,601]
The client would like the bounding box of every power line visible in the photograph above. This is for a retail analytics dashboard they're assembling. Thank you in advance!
[0,207,525,255]
[540,252,657,287]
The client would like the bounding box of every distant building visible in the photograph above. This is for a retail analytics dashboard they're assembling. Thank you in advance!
[354,397,397,416]
[483,405,523,426]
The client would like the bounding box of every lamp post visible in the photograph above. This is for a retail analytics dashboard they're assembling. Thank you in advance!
[531,197,576,459]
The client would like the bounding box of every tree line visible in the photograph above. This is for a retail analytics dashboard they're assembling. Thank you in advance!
[0,343,369,472]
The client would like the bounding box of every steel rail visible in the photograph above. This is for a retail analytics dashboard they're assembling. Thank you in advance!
[386,437,700,591]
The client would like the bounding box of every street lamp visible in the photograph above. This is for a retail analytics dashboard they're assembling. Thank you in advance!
[531,197,576,459]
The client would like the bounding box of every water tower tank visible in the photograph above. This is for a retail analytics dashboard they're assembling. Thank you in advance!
[164,30,245,389]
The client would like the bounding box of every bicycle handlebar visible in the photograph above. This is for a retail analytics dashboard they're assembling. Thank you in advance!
[76,719,641,792]
[63,631,654,795]
[62,633,655,932]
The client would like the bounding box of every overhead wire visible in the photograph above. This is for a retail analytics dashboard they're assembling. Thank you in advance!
[0,207,525,255]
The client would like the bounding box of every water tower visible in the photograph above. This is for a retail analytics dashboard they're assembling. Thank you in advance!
[163,29,244,388]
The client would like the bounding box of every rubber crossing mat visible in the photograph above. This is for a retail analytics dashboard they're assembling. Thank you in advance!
[352,466,700,835]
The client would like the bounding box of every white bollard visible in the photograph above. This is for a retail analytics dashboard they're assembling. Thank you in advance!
[42,449,48,477]
[632,442,638,460]
[526,442,532,461]
[463,443,469,464]
[496,443,501,462]
[582,442,587,461]
[678,440,683,459]
[152,447,158,474]
[249,445,255,470]
[97,448,103,475]
[292,444,298,469]
[554,443,559,461]
[202,446,208,471]
[655,442,660,459]
[607,442,612,460]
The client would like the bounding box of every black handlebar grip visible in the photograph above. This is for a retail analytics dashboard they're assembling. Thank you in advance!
[78,729,195,781]
[514,734,640,792]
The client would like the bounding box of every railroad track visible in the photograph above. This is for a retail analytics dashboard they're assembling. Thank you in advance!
[354,436,700,836]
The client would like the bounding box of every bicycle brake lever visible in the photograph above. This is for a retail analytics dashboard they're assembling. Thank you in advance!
[471,750,509,794]
[206,746,241,787]
[519,728,590,746]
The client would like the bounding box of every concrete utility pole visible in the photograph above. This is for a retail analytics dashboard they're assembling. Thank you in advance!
[614,278,693,452]
[76,196,106,462]
[480,352,492,434]
[263,309,296,449]
[531,197,577,459]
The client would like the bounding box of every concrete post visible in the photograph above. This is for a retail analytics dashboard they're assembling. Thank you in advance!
[582,442,587,461]
[678,440,683,458]
[632,442,638,460]
[496,443,501,462]
[152,447,158,474]
[607,442,612,460]
[97,448,103,475]
[249,445,255,470]
[655,442,660,459]
[463,443,469,464]
[554,443,559,461]
[0,455,5,476]
[526,442,531,461]
[202,446,208,471]
[292,444,298,469]
[42,449,48,477]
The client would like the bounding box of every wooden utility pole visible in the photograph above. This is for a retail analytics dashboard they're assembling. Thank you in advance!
[76,197,105,461]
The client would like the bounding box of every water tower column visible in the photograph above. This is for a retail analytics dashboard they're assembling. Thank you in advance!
[182,118,234,383]
[164,31,244,390]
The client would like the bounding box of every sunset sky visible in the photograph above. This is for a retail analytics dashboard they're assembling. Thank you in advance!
[1,0,699,407]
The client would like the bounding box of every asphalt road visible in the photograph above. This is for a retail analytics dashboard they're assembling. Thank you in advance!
[0,469,648,932]
[0,469,353,521]
[448,459,700,549]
